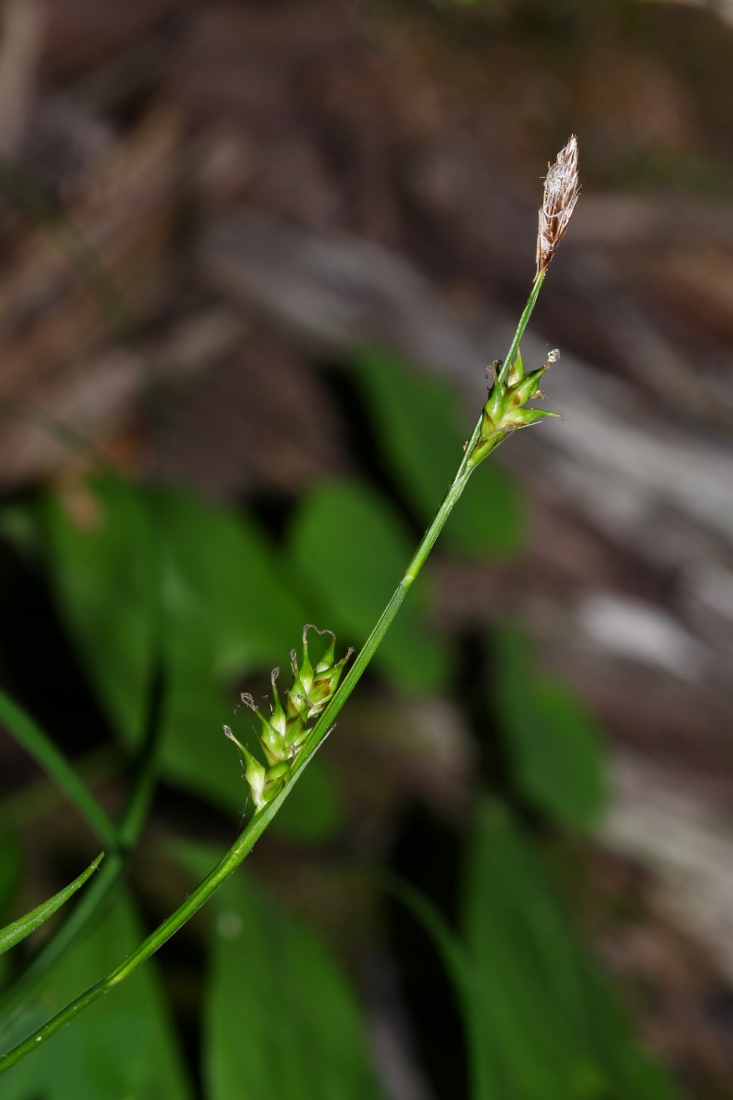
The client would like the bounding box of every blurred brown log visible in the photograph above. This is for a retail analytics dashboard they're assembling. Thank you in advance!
[0,108,182,484]
[0,0,44,157]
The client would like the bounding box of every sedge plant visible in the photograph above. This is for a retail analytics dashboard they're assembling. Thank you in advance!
[0,135,580,1074]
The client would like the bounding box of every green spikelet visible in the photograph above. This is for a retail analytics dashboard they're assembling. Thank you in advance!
[307,635,354,718]
[289,626,316,701]
[240,684,288,766]
[268,670,288,739]
[224,727,289,811]
[289,626,354,722]
[226,626,353,812]
[503,407,561,429]
[507,349,525,385]
[471,344,561,465]
[482,377,505,432]
[505,366,546,409]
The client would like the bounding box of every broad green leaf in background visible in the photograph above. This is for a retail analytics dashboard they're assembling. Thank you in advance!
[201,865,383,1100]
[385,805,679,1100]
[34,475,313,815]
[354,350,523,557]
[0,854,103,957]
[7,472,351,831]
[493,628,606,832]
[269,755,345,844]
[156,619,246,811]
[0,892,191,1100]
[153,487,306,678]
[463,802,602,1099]
[462,802,680,1100]
[289,479,450,693]
[42,472,159,749]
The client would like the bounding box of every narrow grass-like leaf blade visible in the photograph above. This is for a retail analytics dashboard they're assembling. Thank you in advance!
[0,692,117,847]
[0,854,103,957]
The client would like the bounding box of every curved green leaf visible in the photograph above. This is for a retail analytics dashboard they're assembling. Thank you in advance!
[0,855,103,957]
[0,692,117,848]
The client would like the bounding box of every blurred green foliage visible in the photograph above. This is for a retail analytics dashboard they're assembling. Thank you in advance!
[494,628,607,832]
[268,753,345,844]
[190,855,382,1100]
[462,804,678,1100]
[42,474,158,751]
[394,804,679,1100]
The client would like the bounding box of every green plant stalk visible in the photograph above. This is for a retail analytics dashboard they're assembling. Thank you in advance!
[0,280,544,1076]
[497,271,545,388]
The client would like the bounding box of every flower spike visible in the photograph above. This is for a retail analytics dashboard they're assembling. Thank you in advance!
[536,134,580,278]
[228,626,353,812]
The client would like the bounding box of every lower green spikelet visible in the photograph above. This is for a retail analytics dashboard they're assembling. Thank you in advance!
[224,626,353,812]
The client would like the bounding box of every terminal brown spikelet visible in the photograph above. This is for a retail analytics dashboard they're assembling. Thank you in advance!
[536,134,580,279]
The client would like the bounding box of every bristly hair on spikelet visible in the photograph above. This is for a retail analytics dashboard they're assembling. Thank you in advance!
[535,134,580,279]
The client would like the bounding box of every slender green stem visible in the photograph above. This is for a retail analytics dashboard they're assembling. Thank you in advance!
[0,691,118,849]
[496,270,545,389]
[0,277,546,1076]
